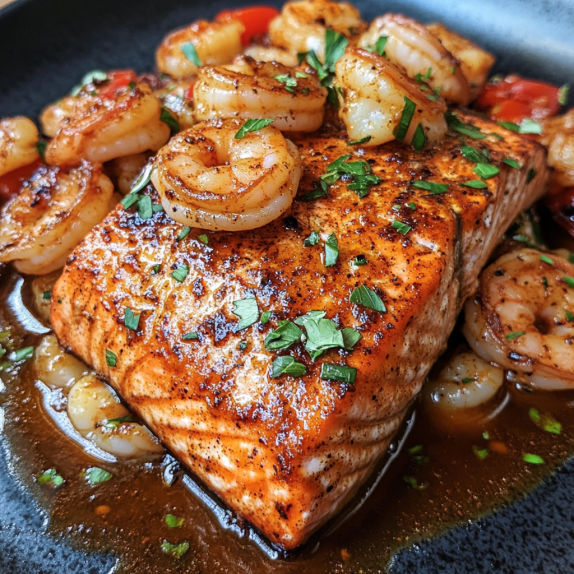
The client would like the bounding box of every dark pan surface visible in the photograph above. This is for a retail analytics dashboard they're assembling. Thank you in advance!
[1,0,574,572]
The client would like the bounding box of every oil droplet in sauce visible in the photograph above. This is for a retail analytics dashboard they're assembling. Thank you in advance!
[1,270,574,574]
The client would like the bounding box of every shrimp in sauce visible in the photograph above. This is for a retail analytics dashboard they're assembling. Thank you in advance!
[0,117,40,178]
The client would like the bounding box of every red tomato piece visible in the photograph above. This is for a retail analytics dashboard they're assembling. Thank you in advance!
[0,158,43,202]
[491,99,532,123]
[186,82,195,99]
[509,79,560,117]
[99,70,138,99]
[216,6,280,45]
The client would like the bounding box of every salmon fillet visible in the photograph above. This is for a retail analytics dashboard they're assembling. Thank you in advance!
[51,114,547,549]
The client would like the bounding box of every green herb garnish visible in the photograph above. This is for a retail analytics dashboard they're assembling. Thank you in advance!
[176,226,191,241]
[403,475,428,490]
[519,118,542,135]
[36,140,47,162]
[235,118,275,139]
[497,120,520,132]
[161,540,190,559]
[130,162,155,194]
[395,97,416,142]
[274,73,297,93]
[260,311,271,324]
[104,416,133,429]
[137,194,153,220]
[563,276,574,288]
[349,285,386,312]
[271,356,307,378]
[86,467,113,484]
[540,254,554,265]
[121,193,141,209]
[558,84,569,106]
[412,180,449,194]
[180,42,202,66]
[182,331,198,340]
[171,264,189,283]
[320,363,357,383]
[13,346,34,362]
[474,163,500,179]
[505,331,525,340]
[472,446,489,461]
[323,28,348,72]
[304,231,319,247]
[124,307,140,332]
[503,158,521,170]
[324,233,339,267]
[347,135,372,146]
[392,220,411,235]
[197,234,209,245]
[264,320,303,351]
[42,290,51,300]
[460,145,488,164]
[523,453,545,465]
[105,349,117,367]
[37,468,64,487]
[446,111,486,139]
[374,35,388,56]
[165,514,185,529]
[460,180,488,189]
[526,168,537,183]
[232,297,259,331]
[160,107,180,133]
[412,124,426,151]
[529,407,561,434]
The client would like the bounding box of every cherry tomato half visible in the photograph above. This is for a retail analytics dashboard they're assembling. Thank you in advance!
[99,70,138,99]
[216,5,280,46]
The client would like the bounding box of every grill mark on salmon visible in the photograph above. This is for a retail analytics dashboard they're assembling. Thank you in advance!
[51,114,547,549]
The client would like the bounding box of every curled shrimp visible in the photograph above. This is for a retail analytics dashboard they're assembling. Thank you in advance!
[67,375,164,459]
[358,14,470,106]
[243,46,299,67]
[43,83,170,166]
[464,248,574,390]
[151,119,301,231]
[268,0,366,61]
[426,23,495,101]
[0,161,114,275]
[156,19,244,80]
[539,109,574,187]
[423,350,505,428]
[334,47,447,146]
[0,117,40,178]
[193,56,328,132]
[34,334,90,390]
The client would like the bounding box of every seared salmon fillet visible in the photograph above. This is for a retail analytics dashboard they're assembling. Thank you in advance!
[51,114,547,549]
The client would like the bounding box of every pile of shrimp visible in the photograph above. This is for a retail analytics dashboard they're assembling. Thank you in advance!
[1,0,574,454]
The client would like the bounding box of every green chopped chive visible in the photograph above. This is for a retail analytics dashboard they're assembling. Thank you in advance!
[152,203,163,213]
[353,254,368,266]
[392,205,401,211]
[86,467,113,484]
[320,363,357,383]
[260,311,271,324]
[542,277,549,289]
[395,97,416,142]
[522,453,545,465]
[180,42,202,66]
[474,163,500,179]
[42,290,51,300]
[295,71,308,78]
[197,234,209,245]
[161,540,189,559]
[304,231,319,247]
[347,135,371,146]
[324,232,339,267]
[274,73,297,93]
[462,377,475,384]
[121,193,141,209]
[472,446,489,461]
[375,35,388,56]
[349,285,386,312]
[37,468,64,487]
[165,514,185,529]
[529,407,561,434]
[105,349,117,367]
[519,118,542,135]
[482,431,490,440]
[558,84,569,106]
[566,310,574,322]
[104,416,133,429]
[526,168,537,183]
[392,220,411,235]
[445,111,486,139]
[130,162,155,194]
[13,346,34,362]
[563,276,574,288]
[324,28,349,72]
[460,180,487,189]
[182,331,198,340]
[497,120,520,132]
[137,194,153,220]
[460,145,488,164]
[403,475,428,490]
[412,180,449,194]
[36,139,47,162]
[414,67,432,84]
[124,307,140,331]
[234,118,275,139]
[505,331,525,341]
[264,320,303,351]
[160,107,180,133]
[171,264,189,283]
[176,226,191,241]
[503,158,521,170]
[407,202,416,210]
[540,254,554,265]
[271,356,307,378]
[232,297,259,331]
[412,123,426,151]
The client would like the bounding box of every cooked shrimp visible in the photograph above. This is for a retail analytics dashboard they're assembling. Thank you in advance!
[31,270,62,323]
[34,334,90,390]
[539,109,574,187]
[0,117,40,178]
[67,375,164,459]
[423,351,504,424]
[40,97,76,139]
[464,248,574,390]
[153,80,196,131]
[243,46,299,67]
[156,19,244,80]
[334,47,447,146]
[426,23,495,101]
[105,152,150,195]
[268,0,366,61]
[43,83,170,166]
[358,14,470,106]
[193,57,328,132]
[151,119,301,231]
[0,161,114,275]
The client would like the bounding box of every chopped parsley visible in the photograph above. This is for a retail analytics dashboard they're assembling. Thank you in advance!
[482,431,490,440]
[161,540,190,559]
[542,277,549,289]
[529,407,561,435]
[412,180,449,194]
[232,297,259,331]
[36,140,47,162]
[320,363,357,383]
[324,232,339,267]
[104,416,133,429]
[176,226,191,241]
[566,310,574,322]
[395,97,416,142]
[271,356,307,378]
[160,107,180,133]
[42,290,51,300]
[320,154,381,198]
[197,234,209,245]
[407,201,416,210]
[474,163,500,179]
[274,73,297,93]
[180,42,202,66]
[323,28,349,73]
[462,377,475,384]
[37,468,64,487]
[540,254,554,265]
[519,118,542,135]
[347,135,372,146]
[414,67,432,84]
[105,349,117,367]
[86,467,113,484]
[301,179,329,202]
[522,453,545,465]
[353,254,368,266]
[171,264,189,283]
[234,118,275,139]
[260,311,271,324]
[349,285,386,312]
[124,307,140,331]
[182,331,198,340]
[403,475,428,490]
[505,331,525,341]
[460,180,487,189]
[264,320,303,351]
[472,446,489,461]
[374,35,388,56]
[392,220,411,235]
[562,276,574,288]
[137,194,153,220]
[304,231,319,247]
[165,514,185,529]
[121,192,141,209]
[526,168,537,183]
[503,158,521,170]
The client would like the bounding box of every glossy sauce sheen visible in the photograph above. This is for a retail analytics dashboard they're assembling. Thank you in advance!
[48,114,547,549]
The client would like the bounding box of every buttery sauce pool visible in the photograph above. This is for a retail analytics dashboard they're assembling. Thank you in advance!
[1,269,574,574]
